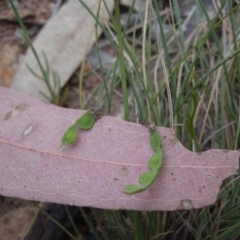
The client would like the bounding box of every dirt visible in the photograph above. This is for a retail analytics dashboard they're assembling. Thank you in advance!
[0,197,38,240]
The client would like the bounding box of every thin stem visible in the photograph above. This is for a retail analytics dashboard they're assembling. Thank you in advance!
[150,0,174,128]
[114,0,130,120]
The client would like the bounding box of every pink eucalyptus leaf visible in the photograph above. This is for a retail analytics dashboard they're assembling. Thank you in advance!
[0,87,239,211]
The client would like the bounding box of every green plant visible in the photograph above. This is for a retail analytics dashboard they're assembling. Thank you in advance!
[9,0,64,105]
[60,109,103,148]
[77,0,240,239]
[10,0,240,239]
[125,124,163,194]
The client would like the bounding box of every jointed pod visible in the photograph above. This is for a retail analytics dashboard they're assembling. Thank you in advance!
[124,123,163,194]
[60,113,163,194]
[59,108,104,148]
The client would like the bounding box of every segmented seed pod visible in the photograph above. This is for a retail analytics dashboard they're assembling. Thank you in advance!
[124,124,164,194]
[74,111,95,130]
[60,125,78,148]
[148,151,163,171]
[150,129,162,151]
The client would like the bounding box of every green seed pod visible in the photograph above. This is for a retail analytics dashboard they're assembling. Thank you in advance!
[150,130,162,151]
[138,170,158,186]
[148,151,163,171]
[124,125,164,195]
[59,125,78,148]
[74,111,95,130]
[125,184,147,195]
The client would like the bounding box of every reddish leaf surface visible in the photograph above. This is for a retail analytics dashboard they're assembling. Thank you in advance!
[0,87,239,211]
